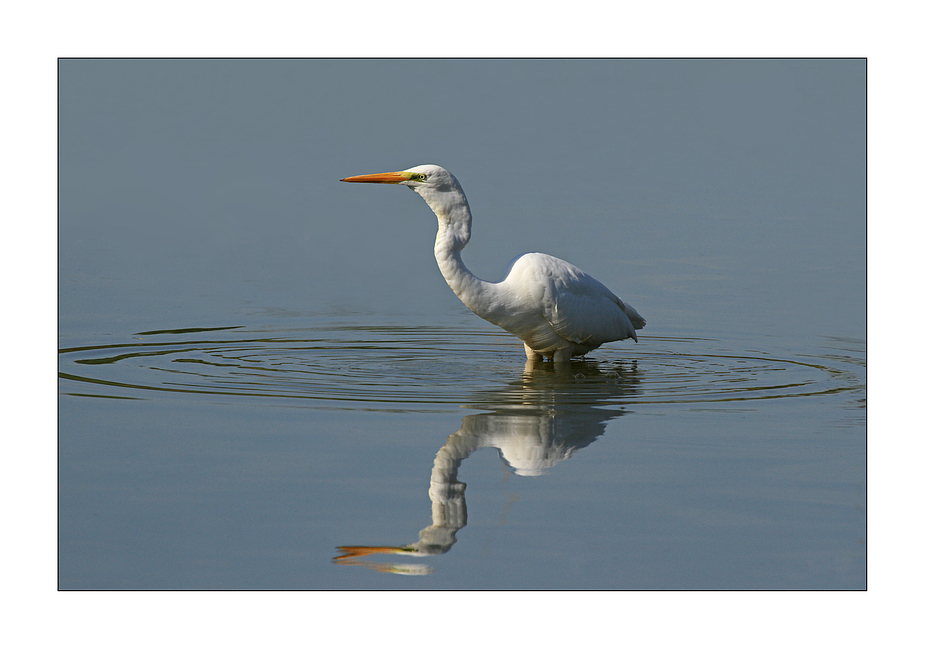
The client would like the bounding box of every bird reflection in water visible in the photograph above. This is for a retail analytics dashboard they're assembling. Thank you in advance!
[333,359,641,575]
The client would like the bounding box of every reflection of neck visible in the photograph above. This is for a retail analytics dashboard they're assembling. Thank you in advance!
[419,428,483,551]
[429,428,482,504]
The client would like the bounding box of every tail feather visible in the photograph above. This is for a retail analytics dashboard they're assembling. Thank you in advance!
[622,302,646,331]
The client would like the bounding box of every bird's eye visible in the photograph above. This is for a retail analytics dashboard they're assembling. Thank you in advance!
[417,174,426,181]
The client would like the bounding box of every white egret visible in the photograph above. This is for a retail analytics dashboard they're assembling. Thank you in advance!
[341,164,646,363]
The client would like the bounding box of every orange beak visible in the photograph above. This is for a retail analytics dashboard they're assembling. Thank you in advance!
[340,171,407,184]
[333,545,415,560]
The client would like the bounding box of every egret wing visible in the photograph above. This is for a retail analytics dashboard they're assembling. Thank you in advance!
[529,254,642,346]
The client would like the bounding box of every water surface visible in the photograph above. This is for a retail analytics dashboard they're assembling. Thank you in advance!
[58,58,866,589]
[58,320,865,589]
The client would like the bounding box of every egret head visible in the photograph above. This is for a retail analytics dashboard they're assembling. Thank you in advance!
[341,164,469,220]
[342,163,456,188]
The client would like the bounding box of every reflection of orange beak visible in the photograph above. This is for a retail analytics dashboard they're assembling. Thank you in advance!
[334,545,416,561]
[340,171,407,184]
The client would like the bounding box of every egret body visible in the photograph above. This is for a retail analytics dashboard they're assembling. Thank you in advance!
[341,164,645,363]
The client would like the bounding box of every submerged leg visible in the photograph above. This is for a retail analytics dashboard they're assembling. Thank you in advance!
[552,348,572,364]
[523,343,544,361]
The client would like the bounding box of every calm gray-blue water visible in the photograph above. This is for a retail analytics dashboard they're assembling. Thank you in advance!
[58,59,866,589]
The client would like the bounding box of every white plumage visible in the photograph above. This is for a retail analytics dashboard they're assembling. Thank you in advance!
[341,164,645,363]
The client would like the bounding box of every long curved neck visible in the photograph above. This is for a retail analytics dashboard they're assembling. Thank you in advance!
[417,188,498,318]
[414,185,496,319]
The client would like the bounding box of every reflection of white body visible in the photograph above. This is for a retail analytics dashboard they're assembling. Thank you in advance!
[341,165,646,362]
[334,362,636,572]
